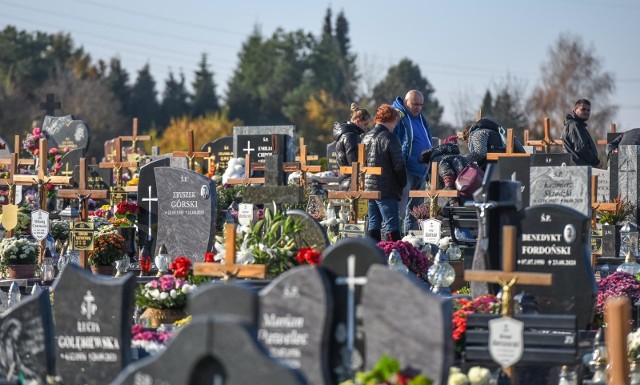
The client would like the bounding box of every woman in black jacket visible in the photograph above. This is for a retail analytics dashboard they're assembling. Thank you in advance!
[362,104,407,242]
[333,103,371,190]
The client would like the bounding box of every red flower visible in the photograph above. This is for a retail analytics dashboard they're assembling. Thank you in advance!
[169,256,192,278]
[295,247,321,266]
[116,201,139,216]
[204,252,215,263]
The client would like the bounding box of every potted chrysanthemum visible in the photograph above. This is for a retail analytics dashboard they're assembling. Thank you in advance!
[87,231,127,275]
[0,237,40,278]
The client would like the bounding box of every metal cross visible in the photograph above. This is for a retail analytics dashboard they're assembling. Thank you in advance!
[243,141,255,156]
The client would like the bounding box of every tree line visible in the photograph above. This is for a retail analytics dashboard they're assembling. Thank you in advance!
[0,8,617,159]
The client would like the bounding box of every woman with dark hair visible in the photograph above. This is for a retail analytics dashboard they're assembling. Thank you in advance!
[333,103,371,190]
[362,104,406,241]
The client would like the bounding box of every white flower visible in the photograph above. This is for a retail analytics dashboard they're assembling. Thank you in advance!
[169,289,177,299]
[148,289,160,299]
[438,236,452,251]
[236,249,255,264]
[447,372,469,385]
[159,292,168,300]
[467,367,491,385]
[181,284,195,294]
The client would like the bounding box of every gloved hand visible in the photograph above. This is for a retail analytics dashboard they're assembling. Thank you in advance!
[419,149,433,164]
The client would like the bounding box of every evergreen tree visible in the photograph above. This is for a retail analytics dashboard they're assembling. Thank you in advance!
[191,53,219,118]
[158,71,190,131]
[129,64,158,132]
[480,90,493,120]
[335,11,350,57]
[103,57,130,117]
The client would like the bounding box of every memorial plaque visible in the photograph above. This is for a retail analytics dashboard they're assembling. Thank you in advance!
[238,203,256,226]
[71,221,94,251]
[233,125,295,163]
[42,115,90,152]
[516,204,596,330]
[109,187,127,207]
[592,168,611,203]
[155,167,217,261]
[422,219,442,245]
[338,223,366,239]
[530,165,591,217]
[327,141,339,173]
[30,209,50,241]
[53,264,136,385]
[202,136,233,174]
[259,266,333,385]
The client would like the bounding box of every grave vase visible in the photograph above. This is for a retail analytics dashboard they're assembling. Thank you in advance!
[139,307,187,329]
[6,264,37,279]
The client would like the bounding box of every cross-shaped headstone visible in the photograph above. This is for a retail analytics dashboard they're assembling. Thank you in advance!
[119,117,152,151]
[140,185,158,243]
[283,138,321,187]
[525,118,563,153]
[40,93,61,116]
[172,130,209,171]
[328,144,381,223]
[57,158,108,268]
[464,225,553,382]
[192,223,266,279]
[99,138,137,188]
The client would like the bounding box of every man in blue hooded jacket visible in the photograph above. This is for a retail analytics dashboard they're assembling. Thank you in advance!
[392,90,433,233]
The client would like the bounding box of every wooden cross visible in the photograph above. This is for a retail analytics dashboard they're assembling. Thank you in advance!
[525,118,563,153]
[328,144,381,223]
[226,154,266,185]
[171,130,209,171]
[192,223,266,279]
[409,162,459,200]
[40,93,61,116]
[597,123,618,145]
[57,158,108,268]
[12,134,35,167]
[604,296,631,385]
[464,225,553,382]
[283,138,321,187]
[203,145,216,175]
[486,129,531,161]
[99,138,137,188]
[119,118,152,151]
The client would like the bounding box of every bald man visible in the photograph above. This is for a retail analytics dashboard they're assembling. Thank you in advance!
[392,90,433,233]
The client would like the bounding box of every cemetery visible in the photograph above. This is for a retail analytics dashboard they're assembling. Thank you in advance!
[2,96,640,385]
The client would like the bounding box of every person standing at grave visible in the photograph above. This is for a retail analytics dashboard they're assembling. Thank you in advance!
[333,103,372,190]
[363,104,407,242]
[561,99,603,168]
[606,127,640,158]
[392,90,433,233]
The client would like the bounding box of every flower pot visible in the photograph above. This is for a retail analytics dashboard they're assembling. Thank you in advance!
[139,307,187,329]
[5,264,37,279]
[450,260,465,292]
[90,265,116,276]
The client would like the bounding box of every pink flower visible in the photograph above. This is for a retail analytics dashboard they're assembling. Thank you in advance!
[49,147,58,155]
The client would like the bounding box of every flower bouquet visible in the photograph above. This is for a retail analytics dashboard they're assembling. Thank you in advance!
[339,355,433,385]
[452,294,500,354]
[87,231,126,267]
[113,201,139,228]
[376,240,432,283]
[131,324,173,355]
[295,247,321,266]
[136,274,196,310]
[595,271,640,326]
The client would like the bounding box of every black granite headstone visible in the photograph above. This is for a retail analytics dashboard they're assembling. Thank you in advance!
[0,289,55,385]
[109,316,308,385]
[516,204,596,330]
[202,136,233,174]
[233,125,295,163]
[155,167,217,261]
[60,148,83,184]
[320,238,386,383]
[52,264,136,385]
[87,165,112,190]
[497,156,530,207]
[188,282,259,326]
[362,265,453,385]
[258,266,333,385]
[326,141,339,174]
[42,115,90,153]
[286,209,330,252]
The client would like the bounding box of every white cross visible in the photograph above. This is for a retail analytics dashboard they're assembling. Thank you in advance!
[81,290,97,320]
[243,141,255,156]
[335,255,367,362]
[141,185,158,242]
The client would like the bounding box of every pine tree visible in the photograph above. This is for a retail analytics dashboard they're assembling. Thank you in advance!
[158,71,190,131]
[191,53,219,118]
[129,63,158,132]
[103,57,130,117]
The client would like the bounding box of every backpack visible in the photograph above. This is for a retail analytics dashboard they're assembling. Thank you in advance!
[469,118,526,153]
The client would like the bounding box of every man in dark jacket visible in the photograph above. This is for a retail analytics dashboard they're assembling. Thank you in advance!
[561,99,603,168]
[607,128,640,156]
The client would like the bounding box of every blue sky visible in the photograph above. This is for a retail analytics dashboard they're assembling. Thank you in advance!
[2,0,638,130]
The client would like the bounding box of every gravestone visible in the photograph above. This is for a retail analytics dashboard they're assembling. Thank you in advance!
[202,136,233,174]
[326,141,339,173]
[86,165,112,190]
[530,165,591,217]
[286,209,330,252]
[592,168,611,203]
[362,265,453,385]
[41,115,90,153]
[497,156,530,207]
[53,264,136,385]
[242,155,305,205]
[321,238,386,383]
[0,289,55,385]
[155,167,217,261]
[611,145,640,221]
[530,153,572,167]
[258,266,333,385]
[60,148,83,182]
[233,125,295,163]
[188,282,259,325]
[516,204,596,330]
[109,316,308,385]
[0,135,11,158]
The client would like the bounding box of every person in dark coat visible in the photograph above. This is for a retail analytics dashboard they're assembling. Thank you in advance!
[606,128,640,156]
[362,104,407,242]
[332,103,371,190]
[561,99,603,168]
[419,135,470,189]
[464,118,525,171]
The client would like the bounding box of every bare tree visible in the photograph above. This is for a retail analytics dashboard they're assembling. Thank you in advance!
[529,33,617,139]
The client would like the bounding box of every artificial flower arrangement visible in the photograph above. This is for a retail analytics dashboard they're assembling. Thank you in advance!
[376,240,432,283]
[168,255,209,285]
[112,201,139,228]
[447,366,492,385]
[339,355,433,385]
[131,324,173,355]
[410,201,431,221]
[50,220,70,242]
[87,231,126,267]
[135,274,196,310]
[598,195,636,225]
[0,237,39,272]
[295,247,321,266]
[594,271,640,326]
[452,294,500,354]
